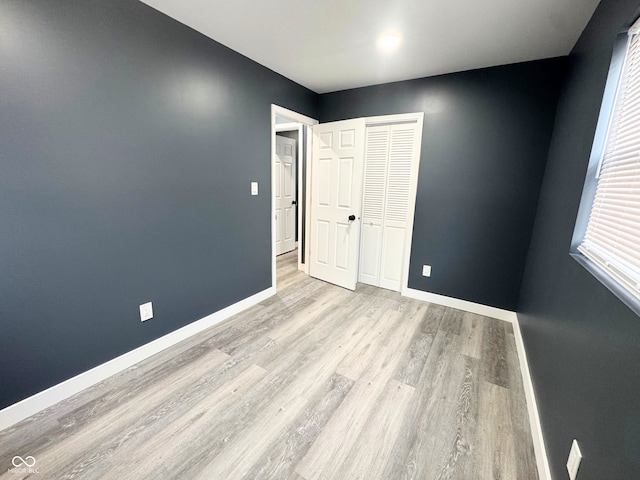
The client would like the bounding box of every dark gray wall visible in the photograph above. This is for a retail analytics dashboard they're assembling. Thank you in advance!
[518,0,640,478]
[0,0,317,409]
[320,60,566,310]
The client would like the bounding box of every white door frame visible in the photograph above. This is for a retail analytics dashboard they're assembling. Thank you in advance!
[271,105,318,288]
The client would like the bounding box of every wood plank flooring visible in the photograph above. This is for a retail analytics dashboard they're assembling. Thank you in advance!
[0,251,538,479]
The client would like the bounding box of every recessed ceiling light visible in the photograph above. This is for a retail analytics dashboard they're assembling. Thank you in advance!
[377,34,402,51]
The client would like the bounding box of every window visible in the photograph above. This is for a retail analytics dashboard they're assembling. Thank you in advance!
[572,17,640,313]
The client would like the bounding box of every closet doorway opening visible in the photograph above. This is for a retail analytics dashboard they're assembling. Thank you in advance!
[271,107,423,297]
[358,115,423,293]
[307,112,424,295]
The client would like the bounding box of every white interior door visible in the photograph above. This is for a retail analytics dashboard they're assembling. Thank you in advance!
[275,135,297,256]
[309,119,365,290]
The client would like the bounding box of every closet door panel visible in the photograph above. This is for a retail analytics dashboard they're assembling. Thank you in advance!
[359,223,383,285]
[359,126,389,286]
[378,123,417,291]
[379,225,405,291]
[359,121,419,292]
[385,124,416,226]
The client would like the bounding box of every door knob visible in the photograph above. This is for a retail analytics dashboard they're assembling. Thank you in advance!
[292,201,297,205]
[348,214,356,221]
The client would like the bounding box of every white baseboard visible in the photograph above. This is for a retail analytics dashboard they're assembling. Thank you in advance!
[402,287,518,323]
[513,314,552,480]
[402,287,551,480]
[0,286,275,432]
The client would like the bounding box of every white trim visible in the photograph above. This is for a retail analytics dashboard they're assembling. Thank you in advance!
[513,314,552,480]
[365,112,424,126]
[271,105,318,289]
[275,122,300,132]
[630,16,640,36]
[304,125,312,275]
[594,33,633,179]
[0,287,275,432]
[272,106,317,127]
[296,123,304,272]
[403,287,517,323]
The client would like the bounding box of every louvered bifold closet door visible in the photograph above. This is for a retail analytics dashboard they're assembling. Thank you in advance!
[359,125,390,286]
[579,27,640,299]
[359,123,418,290]
[379,123,417,290]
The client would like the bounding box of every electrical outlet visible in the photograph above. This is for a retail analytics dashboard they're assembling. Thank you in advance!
[139,302,153,322]
[251,182,258,195]
[422,265,432,277]
[567,439,582,480]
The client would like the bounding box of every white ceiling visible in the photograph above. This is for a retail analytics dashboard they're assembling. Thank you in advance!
[139,0,601,94]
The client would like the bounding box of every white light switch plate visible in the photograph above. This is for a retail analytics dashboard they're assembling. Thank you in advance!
[139,302,153,322]
[567,439,582,480]
[422,265,432,277]
[251,182,258,195]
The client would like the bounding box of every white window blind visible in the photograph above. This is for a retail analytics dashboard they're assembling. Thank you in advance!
[579,21,640,300]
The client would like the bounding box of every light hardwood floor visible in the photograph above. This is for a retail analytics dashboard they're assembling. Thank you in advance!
[0,251,538,479]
